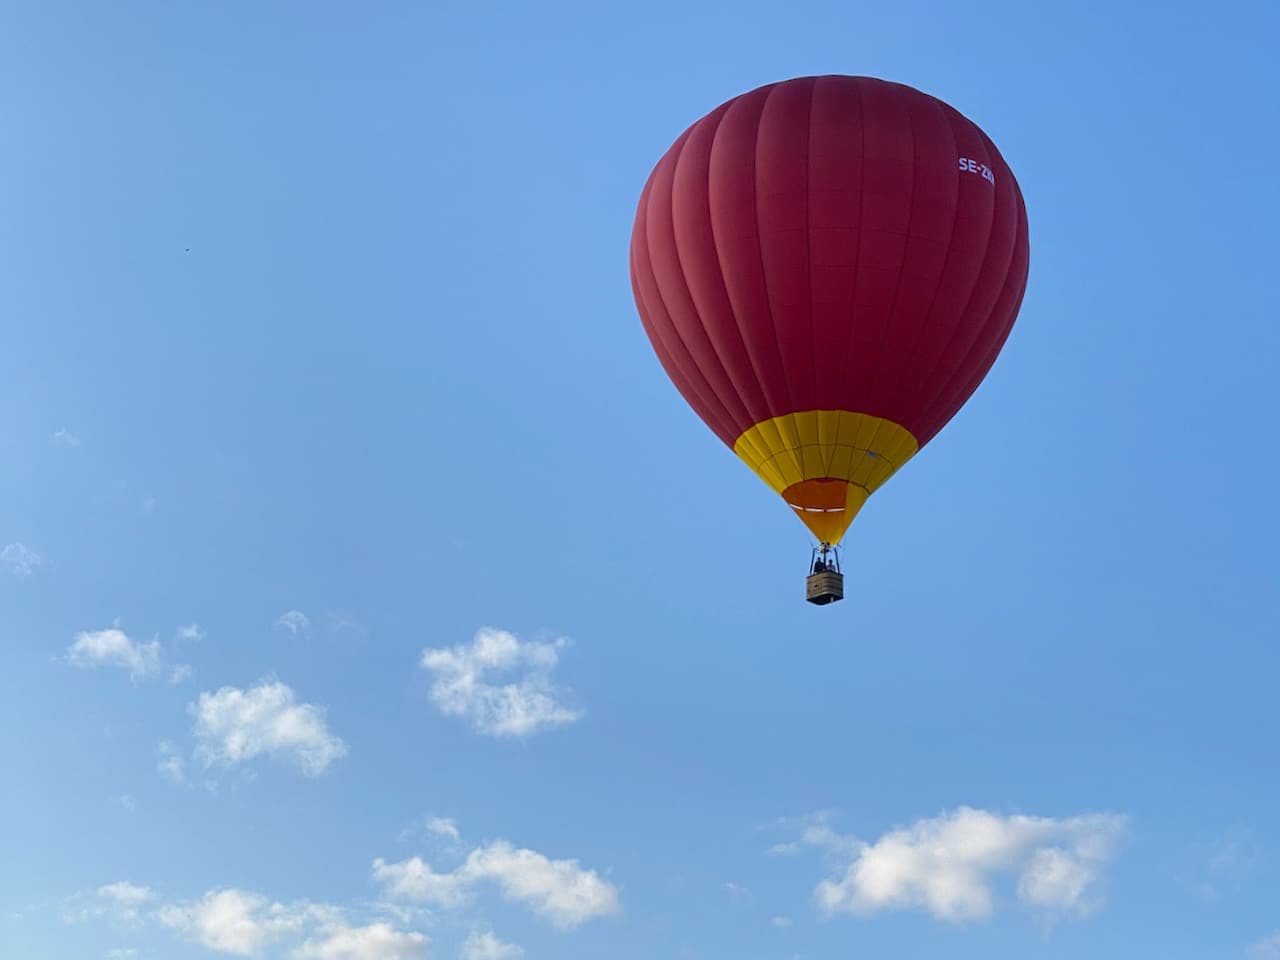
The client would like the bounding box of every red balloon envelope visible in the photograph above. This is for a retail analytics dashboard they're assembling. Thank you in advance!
[630,75,1029,546]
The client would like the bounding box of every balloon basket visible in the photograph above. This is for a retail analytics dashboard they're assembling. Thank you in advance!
[806,545,844,604]
[806,570,844,605]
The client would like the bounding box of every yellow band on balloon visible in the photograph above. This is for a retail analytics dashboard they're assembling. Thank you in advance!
[732,411,919,544]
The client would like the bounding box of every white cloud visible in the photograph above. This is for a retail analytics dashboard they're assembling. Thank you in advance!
[293,921,427,959]
[276,611,311,635]
[811,807,1126,922]
[723,881,750,902]
[326,612,368,640]
[65,628,162,681]
[461,930,523,960]
[419,628,581,737]
[375,829,619,931]
[53,427,81,447]
[191,681,348,776]
[158,740,189,786]
[64,624,191,683]
[64,882,156,926]
[74,830,615,956]
[1017,847,1094,910]
[427,817,461,842]
[75,884,427,960]
[1183,827,1258,902]
[106,949,139,959]
[771,916,792,928]
[2,542,44,576]
[100,882,155,909]
[169,625,199,681]
[119,794,137,812]
[176,624,206,644]
[769,811,859,859]
[368,902,430,929]
[371,857,470,909]
[1249,933,1280,960]
[398,815,463,846]
[462,841,619,930]
[156,888,309,956]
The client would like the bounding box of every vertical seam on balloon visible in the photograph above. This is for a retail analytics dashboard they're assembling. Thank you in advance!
[924,129,1019,428]
[701,98,778,463]
[804,79,834,476]
[754,83,802,480]
[642,142,741,443]
[701,108,778,471]
[829,79,870,473]
[635,218,738,445]
[716,89,793,478]
[926,267,1020,436]
[667,112,759,441]
[925,179,1027,435]
[909,114,1001,439]
[835,79,867,430]
[632,227,723,441]
[658,133,737,434]
[888,99,965,405]
[925,226,1020,438]
[869,81,919,408]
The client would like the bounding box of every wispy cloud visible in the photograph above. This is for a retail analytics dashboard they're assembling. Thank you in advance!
[63,882,155,927]
[293,920,427,959]
[100,883,155,912]
[275,611,310,635]
[784,807,1126,923]
[157,740,189,787]
[168,626,203,685]
[427,817,461,842]
[175,624,206,644]
[191,680,348,776]
[397,814,463,846]
[1,542,45,576]
[64,625,192,684]
[326,612,368,640]
[768,810,860,859]
[419,628,581,737]
[771,915,793,928]
[52,427,81,447]
[72,882,428,960]
[65,629,162,681]
[464,841,619,929]
[156,889,319,956]
[372,857,471,910]
[375,824,619,931]
[1182,827,1258,902]
[1249,933,1280,960]
[118,794,137,813]
[461,930,523,960]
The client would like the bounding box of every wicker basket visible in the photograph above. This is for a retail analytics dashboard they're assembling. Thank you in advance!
[805,571,844,605]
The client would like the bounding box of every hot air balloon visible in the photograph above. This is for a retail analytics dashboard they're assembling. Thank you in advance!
[629,75,1029,604]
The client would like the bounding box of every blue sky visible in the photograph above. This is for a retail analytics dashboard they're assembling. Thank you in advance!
[2,1,1278,958]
